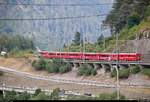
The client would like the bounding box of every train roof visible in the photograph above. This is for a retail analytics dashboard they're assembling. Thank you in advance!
[40,51,140,54]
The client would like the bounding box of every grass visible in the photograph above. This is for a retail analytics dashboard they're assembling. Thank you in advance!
[8,49,34,58]
[66,92,126,100]
[142,68,150,77]
[130,65,141,74]
[111,68,130,79]
[96,92,125,100]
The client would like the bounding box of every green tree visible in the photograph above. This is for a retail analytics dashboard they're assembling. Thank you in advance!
[72,32,83,46]
[128,12,140,28]
[45,62,53,73]
[104,0,150,33]
[16,91,31,100]
[0,34,35,52]
[34,88,42,96]
[4,90,17,101]
[144,5,150,18]
[31,92,50,100]
[97,34,104,45]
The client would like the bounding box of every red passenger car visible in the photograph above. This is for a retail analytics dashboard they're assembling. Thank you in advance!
[39,51,141,61]
[83,53,100,60]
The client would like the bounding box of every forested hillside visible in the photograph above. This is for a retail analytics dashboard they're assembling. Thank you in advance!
[0,34,35,58]
[63,0,150,53]
[0,34,34,52]
[104,0,150,33]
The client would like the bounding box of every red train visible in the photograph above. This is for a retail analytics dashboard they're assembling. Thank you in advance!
[39,51,141,61]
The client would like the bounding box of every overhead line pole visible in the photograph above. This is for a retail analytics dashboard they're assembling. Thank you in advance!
[83,28,86,63]
[115,31,120,100]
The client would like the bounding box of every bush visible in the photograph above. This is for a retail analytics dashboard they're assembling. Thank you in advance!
[84,66,92,76]
[45,62,59,73]
[34,88,42,96]
[130,65,141,74]
[32,60,36,66]
[50,88,61,100]
[78,64,87,76]
[32,58,47,70]
[0,71,3,76]
[97,93,112,100]
[127,13,140,28]
[111,69,130,79]
[144,5,150,18]
[78,64,89,76]
[59,64,72,74]
[31,92,49,100]
[119,69,130,79]
[52,64,60,73]
[91,69,97,76]
[96,92,126,100]
[51,59,65,73]
[32,60,42,70]
[32,58,72,74]
[38,58,47,69]
[78,64,97,76]
[16,91,31,100]
[111,69,116,78]
[4,90,17,101]
[142,68,150,77]
[45,62,54,73]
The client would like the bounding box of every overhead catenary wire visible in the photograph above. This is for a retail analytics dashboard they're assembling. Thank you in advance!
[0,14,108,21]
[0,2,114,6]
[0,2,147,7]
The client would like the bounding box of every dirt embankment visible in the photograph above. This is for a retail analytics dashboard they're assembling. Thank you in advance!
[0,57,150,85]
[0,57,115,83]
[0,57,150,99]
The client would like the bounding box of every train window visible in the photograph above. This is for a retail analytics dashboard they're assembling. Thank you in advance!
[120,55,124,57]
[69,54,78,56]
[49,53,55,55]
[129,55,136,57]
[102,55,108,57]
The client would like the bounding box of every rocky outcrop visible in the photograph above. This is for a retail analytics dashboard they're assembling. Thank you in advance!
[0,0,113,50]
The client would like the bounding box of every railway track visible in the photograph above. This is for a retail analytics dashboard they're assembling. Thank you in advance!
[0,66,150,89]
